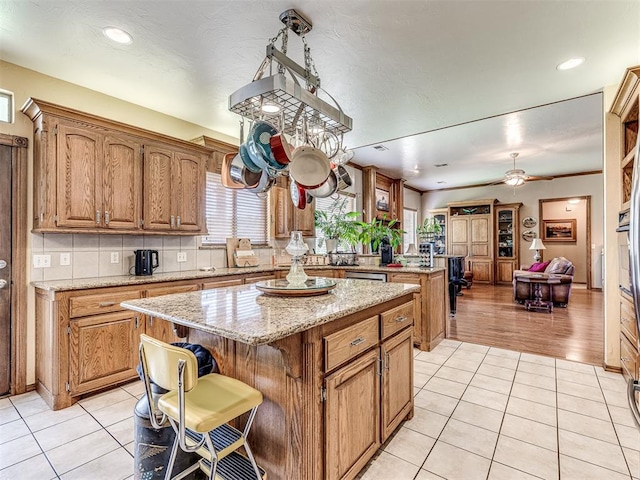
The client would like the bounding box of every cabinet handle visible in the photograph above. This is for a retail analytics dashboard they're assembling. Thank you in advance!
[104,211,110,225]
[149,317,153,326]
[95,210,101,224]
[98,301,116,307]
[385,352,390,371]
[176,216,181,228]
[171,216,175,228]
[395,315,407,323]
[350,337,365,346]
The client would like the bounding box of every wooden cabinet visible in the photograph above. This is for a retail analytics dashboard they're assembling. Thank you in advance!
[143,143,205,232]
[361,167,404,251]
[270,184,315,239]
[69,310,142,396]
[495,203,522,284]
[322,299,414,480]
[381,327,413,439]
[610,66,640,378]
[428,208,448,255]
[145,283,200,343]
[387,270,446,351]
[22,98,210,234]
[325,348,380,480]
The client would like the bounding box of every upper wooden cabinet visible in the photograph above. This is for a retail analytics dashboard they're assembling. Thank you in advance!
[22,98,210,234]
[270,183,315,239]
[143,143,204,232]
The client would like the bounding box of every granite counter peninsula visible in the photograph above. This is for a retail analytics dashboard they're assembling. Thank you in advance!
[122,278,419,480]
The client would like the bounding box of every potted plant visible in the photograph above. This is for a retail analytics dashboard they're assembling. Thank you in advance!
[314,197,360,252]
[416,216,442,244]
[357,215,404,253]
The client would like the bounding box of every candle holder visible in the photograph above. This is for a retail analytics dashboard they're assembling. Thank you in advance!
[285,231,309,286]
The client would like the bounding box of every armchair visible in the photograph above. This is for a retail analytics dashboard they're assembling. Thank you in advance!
[513,257,575,307]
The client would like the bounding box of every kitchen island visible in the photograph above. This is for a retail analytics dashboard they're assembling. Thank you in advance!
[122,279,419,480]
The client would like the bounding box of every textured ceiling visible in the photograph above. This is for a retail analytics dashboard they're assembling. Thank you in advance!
[0,1,638,190]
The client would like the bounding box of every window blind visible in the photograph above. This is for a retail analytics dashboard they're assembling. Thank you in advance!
[403,208,417,248]
[203,172,268,245]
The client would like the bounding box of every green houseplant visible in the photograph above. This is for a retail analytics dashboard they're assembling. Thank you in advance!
[357,215,404,253]
[416,216,442,243]
[314,197,360,252]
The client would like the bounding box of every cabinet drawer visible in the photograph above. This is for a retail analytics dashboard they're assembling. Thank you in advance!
[381,301,414,339]
[244,274,276,284]
[147,284,200,297]
[388,273,421,285]
[620,333,638,380]
[620,298,638,345]
[324,316,379,372]
[69,290,142,318]
[202,278,244,290]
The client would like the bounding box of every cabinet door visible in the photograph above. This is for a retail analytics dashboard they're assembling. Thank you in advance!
[496,260,515,284]
[103,135,142,230]
[173,151,204,232]
[145,317,185,344]
[55,120,102,228]
[271,186,291,239]
[381,327,413,440]
[449,217,469,256]
[325,348,380,480]
[471,260,492,283]
[293,202,316,236]
[470,216,490,257]
[143,144,174,230]
[69,310,141,395]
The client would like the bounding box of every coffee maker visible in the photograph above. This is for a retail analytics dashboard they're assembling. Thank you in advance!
[379,237,394,266]
[134,250,159,276]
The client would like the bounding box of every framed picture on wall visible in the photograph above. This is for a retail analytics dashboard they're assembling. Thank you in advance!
[542,219,576,242]
[375,188,390,212]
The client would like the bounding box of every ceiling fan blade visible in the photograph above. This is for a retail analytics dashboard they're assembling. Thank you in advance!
[527,175,554,181]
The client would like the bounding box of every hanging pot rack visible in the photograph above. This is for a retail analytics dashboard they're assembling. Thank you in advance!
[228,9,353,141]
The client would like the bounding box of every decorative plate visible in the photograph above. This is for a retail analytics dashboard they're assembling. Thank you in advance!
[522,217,537,228]
[522,230,537,242]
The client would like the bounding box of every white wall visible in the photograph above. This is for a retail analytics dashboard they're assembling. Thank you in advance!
[422,173,604,288]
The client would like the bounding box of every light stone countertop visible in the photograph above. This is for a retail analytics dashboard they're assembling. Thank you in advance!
[121,278,420,345]
[31,265,445,292]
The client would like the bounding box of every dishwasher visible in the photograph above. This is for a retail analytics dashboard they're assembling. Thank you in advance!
[344,271,387,282]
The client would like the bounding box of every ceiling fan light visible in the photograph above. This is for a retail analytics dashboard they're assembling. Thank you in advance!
[504,176,525,186]
[102,26,133,45]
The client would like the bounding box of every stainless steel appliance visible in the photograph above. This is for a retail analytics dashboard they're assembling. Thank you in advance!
[134,250,159,276]
[625,140,640,430]
[344,271,387,282]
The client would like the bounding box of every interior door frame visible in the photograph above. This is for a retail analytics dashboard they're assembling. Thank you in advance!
[0,133,28,396]
[538,195,592,289]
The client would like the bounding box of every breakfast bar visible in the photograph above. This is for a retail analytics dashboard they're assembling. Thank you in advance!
[122,278,419,480]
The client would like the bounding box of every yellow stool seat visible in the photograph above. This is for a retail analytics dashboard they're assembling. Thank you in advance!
[159,374,263,433]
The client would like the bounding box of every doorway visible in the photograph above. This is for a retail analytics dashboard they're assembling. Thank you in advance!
[0,133,28,397]
[539,196,592,288]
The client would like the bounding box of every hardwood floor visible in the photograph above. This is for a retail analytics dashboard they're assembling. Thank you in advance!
[448,283,604,365]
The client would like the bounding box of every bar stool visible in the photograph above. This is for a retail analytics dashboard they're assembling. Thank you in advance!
[138,334,265,480]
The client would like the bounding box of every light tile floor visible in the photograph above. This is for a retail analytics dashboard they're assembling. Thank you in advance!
[0,340,638,480]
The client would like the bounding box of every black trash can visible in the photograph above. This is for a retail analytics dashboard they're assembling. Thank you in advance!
[134,343,218,480]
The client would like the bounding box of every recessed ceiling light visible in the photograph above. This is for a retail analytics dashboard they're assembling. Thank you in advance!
[103,26,133,45]
[556,57,585,71]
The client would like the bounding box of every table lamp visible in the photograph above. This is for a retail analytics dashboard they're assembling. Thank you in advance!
[529,238,546,263]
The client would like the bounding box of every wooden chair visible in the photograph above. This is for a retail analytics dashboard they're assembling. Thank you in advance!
[138,334,265,480]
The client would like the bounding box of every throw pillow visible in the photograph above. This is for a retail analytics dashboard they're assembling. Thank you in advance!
[528,261,550,273]
[545,257,572,274]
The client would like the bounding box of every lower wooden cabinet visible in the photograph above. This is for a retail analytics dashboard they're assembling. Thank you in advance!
[322,302,414,480]
[69,310,142,396]
[470,259,493,283]
[325,349,381,480]
[381,327,413,439]
[495,259,517,284]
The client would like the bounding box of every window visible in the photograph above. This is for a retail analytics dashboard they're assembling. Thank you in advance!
[0,89,14,124]
[314,193,357,253]
[403,208,417,249]
[202,172,268,245]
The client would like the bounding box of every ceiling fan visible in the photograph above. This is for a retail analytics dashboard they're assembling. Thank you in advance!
[499,152,553,187]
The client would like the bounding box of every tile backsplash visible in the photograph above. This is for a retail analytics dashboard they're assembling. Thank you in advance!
[30,234,274,282]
